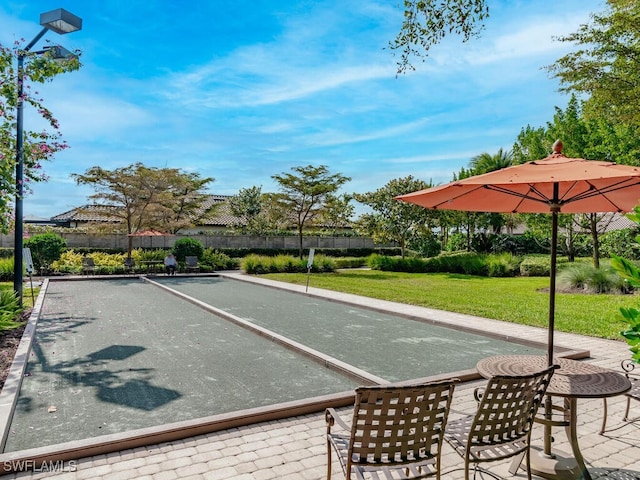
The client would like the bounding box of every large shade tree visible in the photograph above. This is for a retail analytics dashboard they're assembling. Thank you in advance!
[72,163,215,254]
[317,193,355,235]
[146,167,216,234]
[354,176,435,258]
[271,165,350,258]
[0,41,81,232]
[548,0,640,127]
[228,186,272,235]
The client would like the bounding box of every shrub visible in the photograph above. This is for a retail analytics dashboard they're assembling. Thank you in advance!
[366,255,422,273]
[138,249,166,262]
[586,268,617,294]
[333,257,368,269]
[172,238,204,261]
[408,234,441,257]
[240,254,335,274]
[557,263,631,294]
[427,252,487,275]
[367,254,398,271]
[0,258,14,281]
[601,228,640,260]
[24,233,66,271]
[445,233,468,252]
[201,249,238,271]
[486,253,520,277]
[242,254,264,274]
[50,250,84,274]
[557,263,590,291]
[454,253,487,276]
[271,255,301,273]
[0,289,23,331]
[520,256,550,276]
[314,255,336,273]
[366,252,521,277]
[52,250,138,275]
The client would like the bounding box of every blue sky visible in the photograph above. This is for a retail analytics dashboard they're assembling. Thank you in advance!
[1,0,605,219]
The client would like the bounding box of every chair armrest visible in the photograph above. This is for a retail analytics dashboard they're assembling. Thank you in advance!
[473,387,484,403]
[325,408,350,431]
[622,359,636,373]
[622,359,640,384]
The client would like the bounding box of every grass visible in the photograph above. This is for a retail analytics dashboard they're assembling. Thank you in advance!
[0,285,39,309]
[262,270,638,340]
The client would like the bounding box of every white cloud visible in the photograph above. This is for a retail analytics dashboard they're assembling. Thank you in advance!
[297,117,433,148]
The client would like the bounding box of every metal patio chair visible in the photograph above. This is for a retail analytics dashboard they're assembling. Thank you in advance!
[123,257,136,275]
[443,365,556,480]
[325,379,457,480]
[620,360,640,424]
[184,256,200,273]
[82,257,96,275]
[600,359,640,434]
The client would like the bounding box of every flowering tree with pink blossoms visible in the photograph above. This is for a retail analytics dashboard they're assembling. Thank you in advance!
[0,40,81,232]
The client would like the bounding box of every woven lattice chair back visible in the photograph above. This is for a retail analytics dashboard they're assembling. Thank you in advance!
[326,379,456,480]
[444,365,556,480]
[470,370,551,447]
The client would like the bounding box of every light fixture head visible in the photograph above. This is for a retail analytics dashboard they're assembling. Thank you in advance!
[40,8,82,35]
[42,45,76,60]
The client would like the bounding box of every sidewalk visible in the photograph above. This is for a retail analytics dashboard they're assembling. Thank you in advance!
[4,277,640,479]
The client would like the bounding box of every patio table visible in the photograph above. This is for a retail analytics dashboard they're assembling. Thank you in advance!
[141,260,163,274]
[476,355,631,480]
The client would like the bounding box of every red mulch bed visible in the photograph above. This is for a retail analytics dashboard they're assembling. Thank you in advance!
[0,325,26,390]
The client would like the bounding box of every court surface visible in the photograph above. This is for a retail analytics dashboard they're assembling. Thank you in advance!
[3,274,544,452]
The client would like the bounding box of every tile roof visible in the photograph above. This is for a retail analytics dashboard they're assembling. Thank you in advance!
[195,195,240,226]
[49,195,242,227]
[50,204,122,223]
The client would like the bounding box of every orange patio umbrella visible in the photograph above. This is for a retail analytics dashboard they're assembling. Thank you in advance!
[127,229,171,251]
[128,229,170,237]
[397,140,640,364]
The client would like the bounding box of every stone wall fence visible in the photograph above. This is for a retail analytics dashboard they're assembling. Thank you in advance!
[0,233,387,251]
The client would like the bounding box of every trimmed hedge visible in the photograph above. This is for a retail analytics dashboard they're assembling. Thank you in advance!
[214,247,401,258]
[367,252,521,277]
[241,254,335,274]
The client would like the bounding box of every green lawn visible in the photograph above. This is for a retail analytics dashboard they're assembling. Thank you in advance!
[263,270,638,340]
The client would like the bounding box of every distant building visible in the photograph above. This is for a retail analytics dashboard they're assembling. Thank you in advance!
[43,195,238,232]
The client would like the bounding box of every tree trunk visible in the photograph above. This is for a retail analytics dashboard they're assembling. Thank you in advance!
[590,214,600,269]
[298,225,304,259]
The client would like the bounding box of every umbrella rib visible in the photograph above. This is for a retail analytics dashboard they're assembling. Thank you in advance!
[485,185,550,207]
[430,185,489,209]
[486,178,640,211]
[561,179,640,210]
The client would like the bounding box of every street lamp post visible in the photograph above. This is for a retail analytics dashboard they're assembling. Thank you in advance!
[13,9,82,304]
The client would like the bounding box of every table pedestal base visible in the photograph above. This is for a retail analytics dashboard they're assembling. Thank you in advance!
[529,447,582,480]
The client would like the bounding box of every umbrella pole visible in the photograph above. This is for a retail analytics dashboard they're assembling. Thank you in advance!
[548,207,558,366]
[543,202,560,458]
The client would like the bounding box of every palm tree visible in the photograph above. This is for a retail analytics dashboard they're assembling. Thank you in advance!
[468,149,516,236]
[470,148,514,174]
